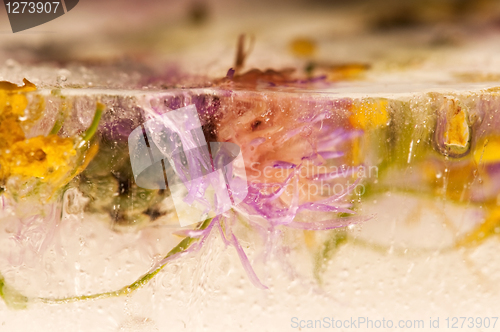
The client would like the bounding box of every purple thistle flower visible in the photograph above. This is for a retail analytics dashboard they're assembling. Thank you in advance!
[170,125,371,288]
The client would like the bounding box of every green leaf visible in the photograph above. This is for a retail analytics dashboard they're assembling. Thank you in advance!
[313,231,348,284]
[0,275,29,310]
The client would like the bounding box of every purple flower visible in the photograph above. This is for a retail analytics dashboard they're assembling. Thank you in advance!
[172,125,370,288]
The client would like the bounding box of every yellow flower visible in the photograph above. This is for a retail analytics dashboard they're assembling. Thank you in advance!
[0,81,102,200]
[290,38,316,57]
[0,135,76,182]
[0,78,39,166]
[327,63,369,81]
[0,78,36,118]
[0,117,25,150]
[346,99,389,164]
[435,98,470,157]
[349,99,389,129]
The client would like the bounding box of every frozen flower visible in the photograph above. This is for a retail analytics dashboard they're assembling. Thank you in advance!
[0,78,36,118]
[140,93,372,289]
[0,87,104,191]
[27,95,370,305]
[145,95,370,289]
[0,135,76,182]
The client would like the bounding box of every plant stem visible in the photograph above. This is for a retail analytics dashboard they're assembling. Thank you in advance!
[49,115,65,135]
[81,102,104,143]
[38,218,212,304]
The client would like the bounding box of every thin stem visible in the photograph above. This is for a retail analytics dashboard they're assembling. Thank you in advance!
[38,218,212,304]
[49,115,65,135]
[81,102,104,143]
[349,237,455,256]
[49,94,67,135]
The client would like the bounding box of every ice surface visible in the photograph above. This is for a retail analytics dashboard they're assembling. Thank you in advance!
[2,0,500,330]
[1,84,500,331]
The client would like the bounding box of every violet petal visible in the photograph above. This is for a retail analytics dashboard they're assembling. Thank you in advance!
[229,232,268,289]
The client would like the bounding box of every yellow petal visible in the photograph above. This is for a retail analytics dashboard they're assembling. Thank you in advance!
[349,99,389,129]
[441,98,470,152]
[2,135,76,181]
[474,136,500,165]
[0,79,36,117]
[0,78,36,92]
